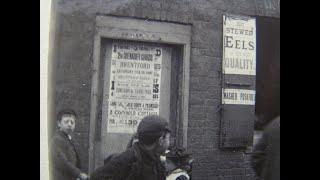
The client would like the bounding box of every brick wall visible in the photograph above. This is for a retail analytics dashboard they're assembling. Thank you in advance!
[49,0,279,178]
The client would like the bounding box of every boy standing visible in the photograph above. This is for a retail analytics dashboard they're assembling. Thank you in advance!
[49,109,88,180]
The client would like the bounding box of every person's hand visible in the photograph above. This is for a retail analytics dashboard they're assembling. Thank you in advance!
[79,173,89,180]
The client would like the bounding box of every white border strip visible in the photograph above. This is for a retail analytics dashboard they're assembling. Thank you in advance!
[40,0,52,179]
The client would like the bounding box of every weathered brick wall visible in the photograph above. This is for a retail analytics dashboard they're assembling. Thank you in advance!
[49,0,279,178]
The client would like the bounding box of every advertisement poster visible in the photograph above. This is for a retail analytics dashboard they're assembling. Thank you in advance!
[222,88,255,105]
[107,42,162,133]
[223,14,256,75]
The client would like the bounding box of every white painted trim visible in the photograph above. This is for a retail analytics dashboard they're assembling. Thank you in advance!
[88,34,101,173]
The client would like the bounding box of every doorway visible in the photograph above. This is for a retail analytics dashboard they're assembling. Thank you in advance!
[94,39,183,168]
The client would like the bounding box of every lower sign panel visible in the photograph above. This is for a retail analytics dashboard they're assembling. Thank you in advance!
[220,89,255,148]
[222,88,255,105]
[220,104,255,148]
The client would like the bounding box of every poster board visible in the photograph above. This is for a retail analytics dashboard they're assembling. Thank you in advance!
[107,42,163,134]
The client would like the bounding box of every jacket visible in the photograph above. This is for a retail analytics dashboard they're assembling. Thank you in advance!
[49,130,82,180]
[251,116,280,180]
[91,142,166,180]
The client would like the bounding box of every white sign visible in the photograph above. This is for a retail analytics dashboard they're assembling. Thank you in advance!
[223,14,256,75]
[222,88,255,105]
[107,42,162,133]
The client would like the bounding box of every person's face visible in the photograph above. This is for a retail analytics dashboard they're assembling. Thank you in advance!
[157,133,170,154]
[58,114,76,135]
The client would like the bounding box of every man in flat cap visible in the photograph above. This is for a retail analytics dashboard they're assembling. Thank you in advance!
[91,115,171,180]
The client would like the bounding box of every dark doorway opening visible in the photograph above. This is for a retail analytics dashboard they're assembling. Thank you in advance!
[255,16,280,130]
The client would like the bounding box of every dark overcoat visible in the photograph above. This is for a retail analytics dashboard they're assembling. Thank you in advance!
[251,116,280,180]
[91,142,166,180]
[49,130,82,180]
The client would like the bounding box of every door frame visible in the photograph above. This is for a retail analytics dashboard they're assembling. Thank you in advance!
[88,15,191,173]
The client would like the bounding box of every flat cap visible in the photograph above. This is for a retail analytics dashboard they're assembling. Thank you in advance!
[137,115,170,137]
